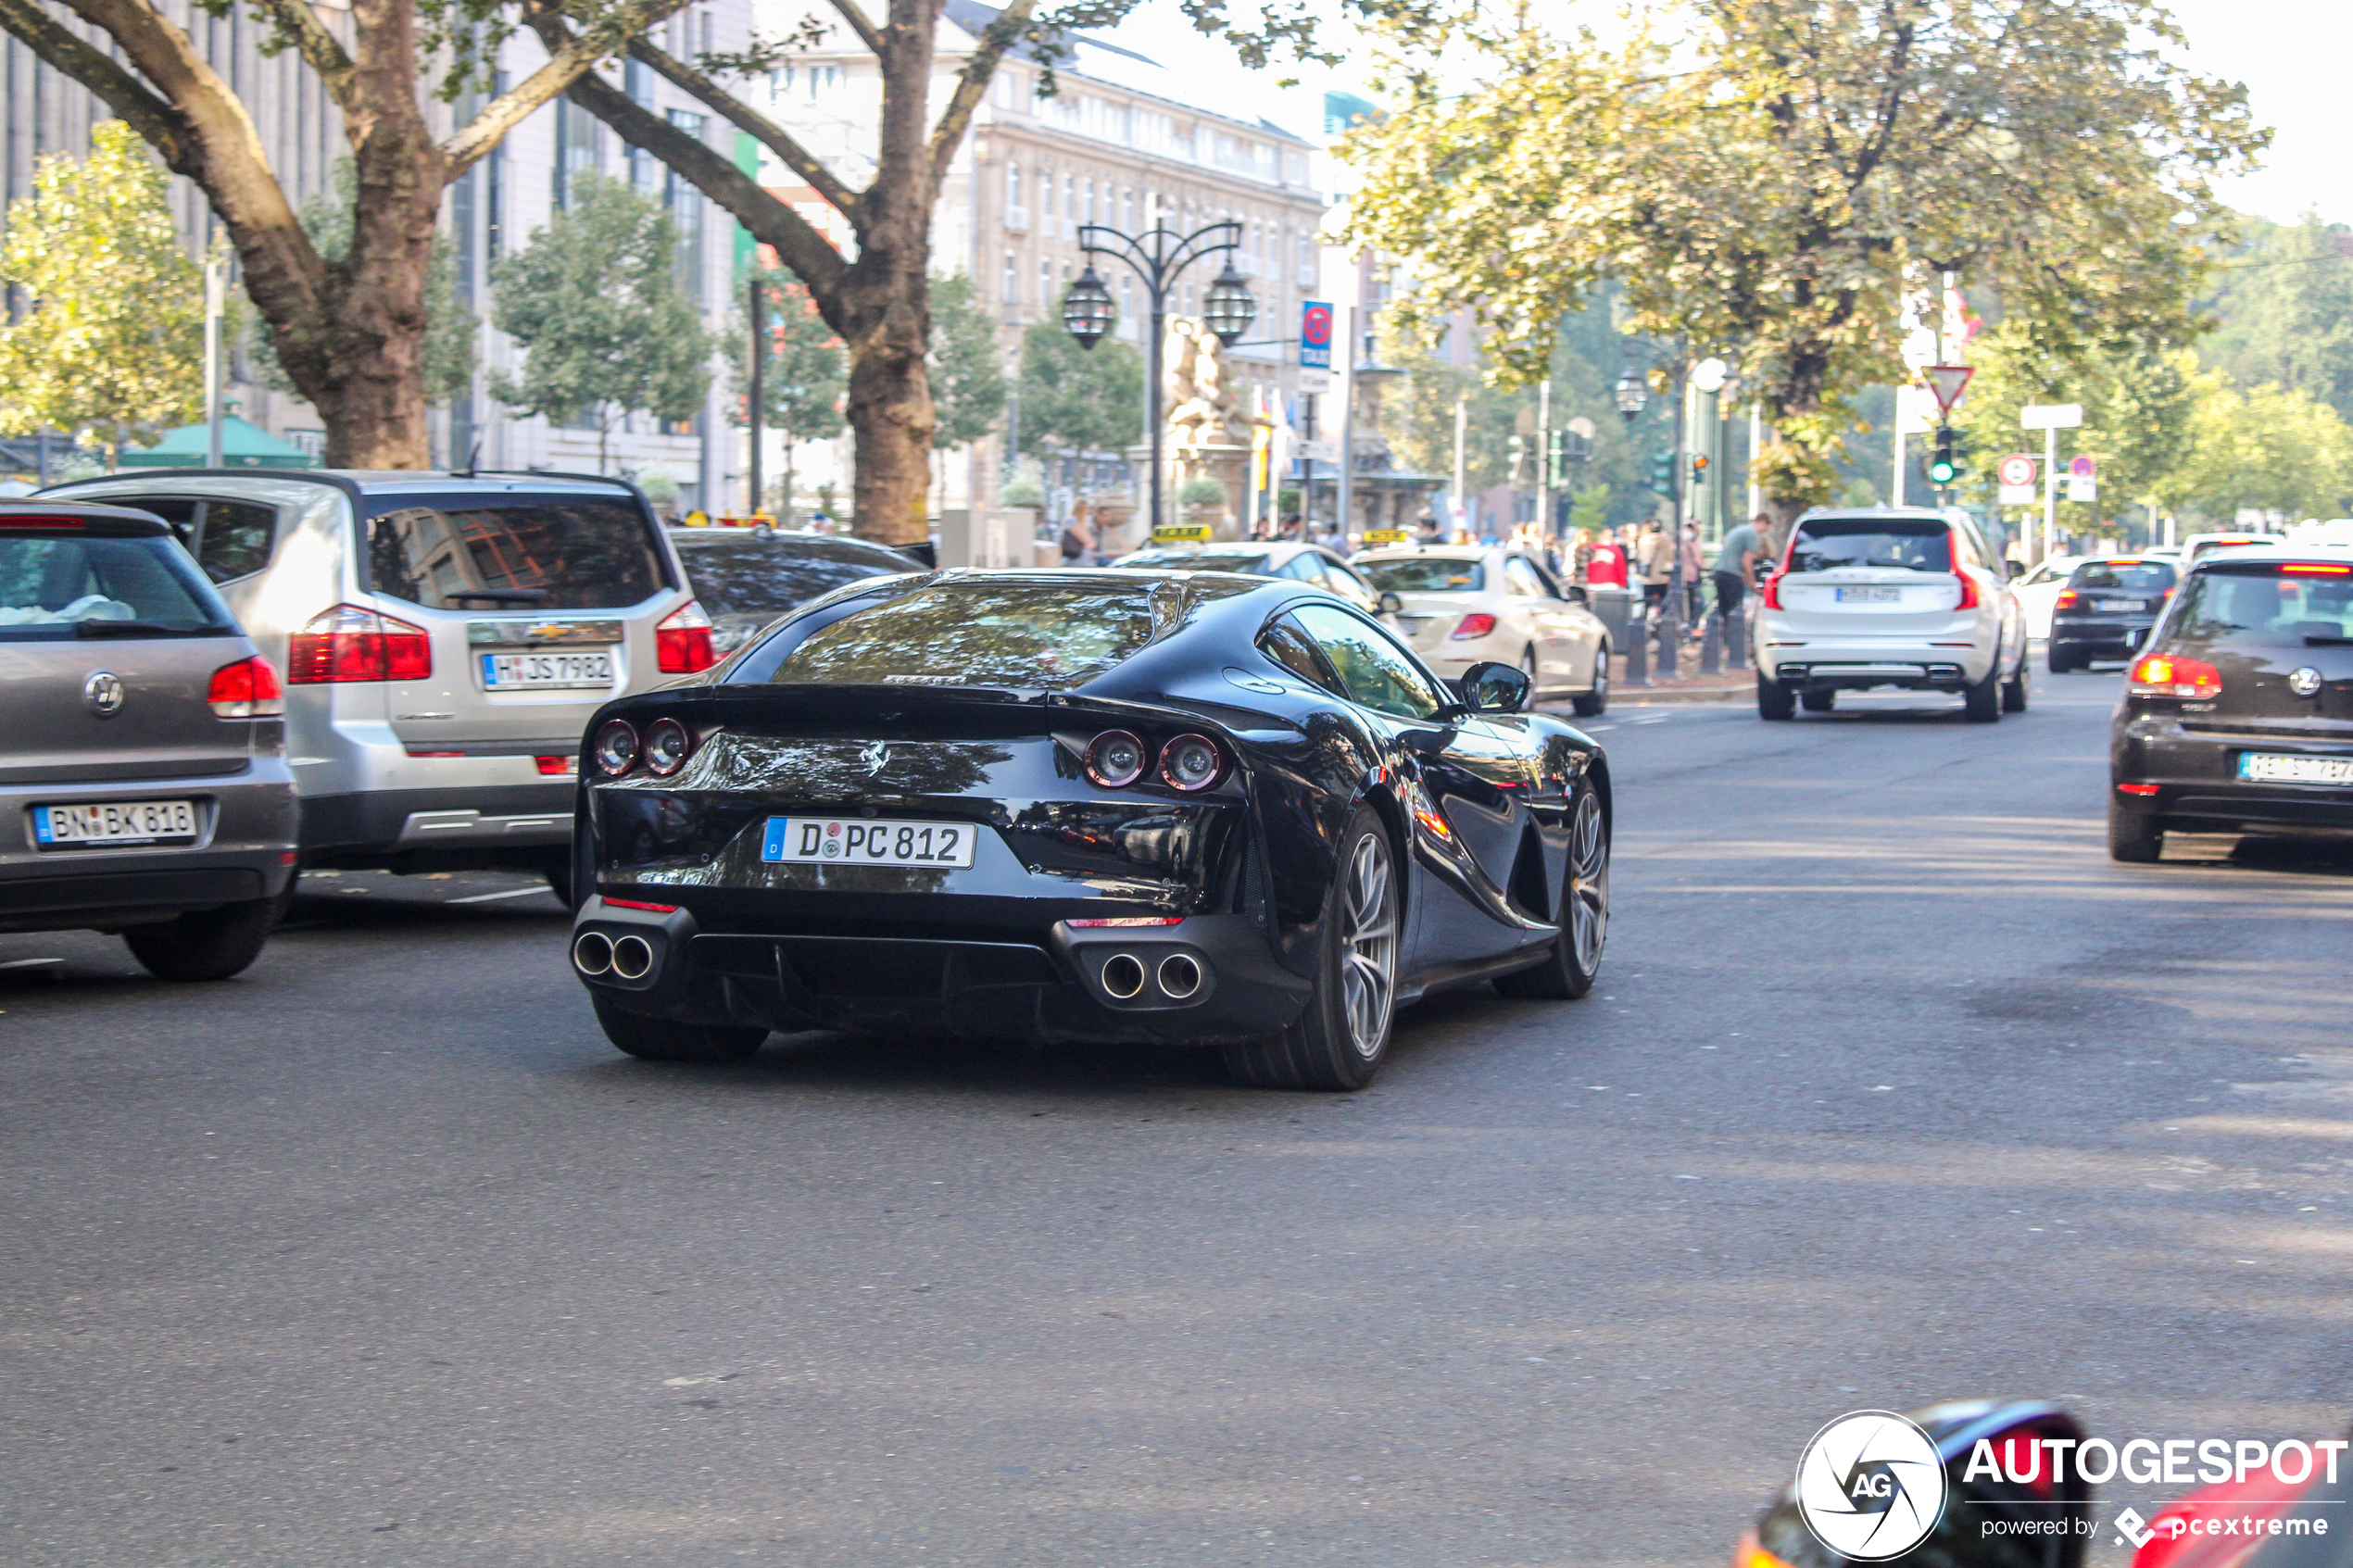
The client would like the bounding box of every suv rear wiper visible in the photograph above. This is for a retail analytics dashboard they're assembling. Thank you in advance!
[73,621,224,638]
[2306,635,2353,646]
[445,588,550,603]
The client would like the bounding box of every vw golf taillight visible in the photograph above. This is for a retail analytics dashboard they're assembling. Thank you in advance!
[207,655,284,717]
[2128,652,2221,699]
[2054,589,2079,609]
[656,601,716,673]
[1450,613,1498,641]
[286,605,431,684]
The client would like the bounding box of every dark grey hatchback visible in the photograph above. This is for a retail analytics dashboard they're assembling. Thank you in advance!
[0,503,297,977]
[2109,552,2353,860]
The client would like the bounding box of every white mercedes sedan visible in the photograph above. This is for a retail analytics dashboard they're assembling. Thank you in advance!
[1353,546,1611,716]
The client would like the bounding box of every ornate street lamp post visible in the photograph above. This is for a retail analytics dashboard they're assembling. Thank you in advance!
[1063,218,1251,538]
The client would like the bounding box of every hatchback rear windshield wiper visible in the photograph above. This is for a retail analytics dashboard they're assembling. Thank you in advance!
[2305,635,2353,646]
[445,588,550,603]
[73,620,229,638]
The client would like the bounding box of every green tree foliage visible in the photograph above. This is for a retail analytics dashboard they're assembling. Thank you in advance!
[0,122,207,463]
[2200,216,2353,426]
[1345,0,2265,521]
[1016,313,1142,462]
[929,272,1008,452]
[252,158,476,406]
[490,174,711,472]
[726,272,844,515]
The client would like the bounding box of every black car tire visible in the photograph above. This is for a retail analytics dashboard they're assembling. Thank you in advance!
[1223,806,1400,1092]
[1800,687,1836,713]
[1962,661,2003,722]
[2002,659,2030,712]
[1571,645,1609,717]
[1495,784,1608,1000]
[545,862,575,909]
[2047,645,2075,674]
[121,892,283,982]
[1757,671,1796,721]
[2108,798,2164,863]
[593,994,768,1062]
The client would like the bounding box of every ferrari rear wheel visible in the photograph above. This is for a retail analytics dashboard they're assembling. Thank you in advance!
[1494,784,1608,1000]
[593,995,768,1063]
[1223,806,1398,1091]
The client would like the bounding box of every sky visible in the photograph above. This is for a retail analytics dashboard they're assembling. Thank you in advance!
[1094,0,2351,226]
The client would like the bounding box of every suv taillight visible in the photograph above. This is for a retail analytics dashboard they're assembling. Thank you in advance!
[2128,653,2221,699]
[1760,570,1786,610]
[656,600,715,673]
[286,605,432,684]
[1954,568,1979,609]
[2054,589,2078,609]
[207,655,284,717]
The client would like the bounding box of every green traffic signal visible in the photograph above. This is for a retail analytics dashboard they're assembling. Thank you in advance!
[1928,425,1959,485]
[1648,449,1675,494]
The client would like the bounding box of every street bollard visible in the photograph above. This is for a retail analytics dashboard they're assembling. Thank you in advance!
[1623,607,1650,686]
[1726,604,1747,669]
[1655,598,1680,680]
[1699,612,1722,675]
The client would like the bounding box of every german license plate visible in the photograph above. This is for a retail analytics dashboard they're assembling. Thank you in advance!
[2095,598,2145,612]
[761,817,978,868]
[481,651,614,689]
[1835,586,1901,603]
[32,798,197,847]
[2239,753,2353,784]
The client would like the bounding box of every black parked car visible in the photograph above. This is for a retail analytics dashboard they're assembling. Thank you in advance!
[2110,551,2353,861]
[567,570,1611,1089]
[2049,556,2176,671]
[667,527,924,657]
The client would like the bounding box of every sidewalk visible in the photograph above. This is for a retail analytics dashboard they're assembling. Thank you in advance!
[1602,646,1753,705]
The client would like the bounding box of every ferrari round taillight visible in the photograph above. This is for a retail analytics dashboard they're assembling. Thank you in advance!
[593,719,640,776]
[1159,734,1223,792]
[1085,730,1149,788]
[642,718,691,776]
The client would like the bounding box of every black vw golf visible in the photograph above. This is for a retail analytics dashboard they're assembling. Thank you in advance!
[2111,550,2353,860]
[568,570,1610,1089]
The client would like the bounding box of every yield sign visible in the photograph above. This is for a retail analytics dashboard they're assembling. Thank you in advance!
[1921,365,1974,415]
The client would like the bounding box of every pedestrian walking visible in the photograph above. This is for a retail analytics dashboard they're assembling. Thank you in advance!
[1635,519,1674,619]
[1714,511,1770,623]
[1680,523,1705,633]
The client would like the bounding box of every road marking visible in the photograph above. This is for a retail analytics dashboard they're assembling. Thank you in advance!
[0,958,63,970]
[448,886,552,904]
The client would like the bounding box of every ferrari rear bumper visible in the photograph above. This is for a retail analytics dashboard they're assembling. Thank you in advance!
[571,897,1313,1047]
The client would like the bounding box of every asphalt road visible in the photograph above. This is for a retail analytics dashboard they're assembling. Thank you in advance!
[5,669,2350,1568]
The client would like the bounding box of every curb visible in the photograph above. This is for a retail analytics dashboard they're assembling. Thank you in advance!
[1609,684,1750,706]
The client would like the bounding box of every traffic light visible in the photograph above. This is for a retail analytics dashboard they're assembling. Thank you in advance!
[1690,453,1711,485]
[1648,449,1676,495]
[1508,433,1527,485]
[1928,425,1959,485]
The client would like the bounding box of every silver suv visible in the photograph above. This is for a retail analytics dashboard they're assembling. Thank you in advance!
[1,501,297,979]
[42,470,711,898]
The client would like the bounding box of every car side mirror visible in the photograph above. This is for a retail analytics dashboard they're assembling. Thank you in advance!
[2007,559,2027,579]
[1459,659,1531,714]
[1565,583,1590,606]
[1378,591,1405,616]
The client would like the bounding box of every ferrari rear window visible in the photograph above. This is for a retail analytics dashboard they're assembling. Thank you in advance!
[1357,558,1485,593]
[761,579,1168,690]
[1788,521,1951,574]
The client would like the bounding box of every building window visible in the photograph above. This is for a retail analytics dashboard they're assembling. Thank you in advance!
[624,61,658,190]
[665,109,706,304]
[1038,168,1053,238]
[1038,258,1052,310]
[1121,188,1134,232]
[1003,250,1017,305]
[554,94,599,210]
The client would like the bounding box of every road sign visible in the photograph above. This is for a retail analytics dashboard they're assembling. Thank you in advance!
[2069,455,2097,478]
[1997,454,2038,505]
[1922,365,1974,414]
[2067,476,2097,503]
[2020,403,2083,431]
[1300,301,1333,371]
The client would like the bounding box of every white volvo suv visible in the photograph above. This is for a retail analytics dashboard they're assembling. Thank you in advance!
[1752,507,2028,721]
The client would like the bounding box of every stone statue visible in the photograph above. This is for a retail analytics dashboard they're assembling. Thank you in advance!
[1163,317,1247,462]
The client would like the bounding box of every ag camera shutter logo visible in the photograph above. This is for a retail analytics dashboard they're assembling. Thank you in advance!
[1796,1411,1948,1560]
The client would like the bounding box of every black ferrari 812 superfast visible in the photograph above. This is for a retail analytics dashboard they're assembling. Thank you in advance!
[568,569,1610,1089]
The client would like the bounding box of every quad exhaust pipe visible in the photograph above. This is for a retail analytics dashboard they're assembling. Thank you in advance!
[573,930,657,981]
[1093,948,1210,1004]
